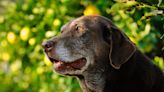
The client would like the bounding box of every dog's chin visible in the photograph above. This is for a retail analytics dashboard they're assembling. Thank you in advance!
[48,57,87,75]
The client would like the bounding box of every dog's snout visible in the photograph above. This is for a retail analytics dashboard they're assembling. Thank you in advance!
[42,41,54,51]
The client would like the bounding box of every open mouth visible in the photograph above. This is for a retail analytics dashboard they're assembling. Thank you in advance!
[48,57,87,72]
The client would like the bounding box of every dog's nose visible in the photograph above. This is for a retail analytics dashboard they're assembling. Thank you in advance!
[42,41,54,51]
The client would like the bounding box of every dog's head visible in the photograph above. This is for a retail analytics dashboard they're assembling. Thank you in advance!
[42,15,136,75]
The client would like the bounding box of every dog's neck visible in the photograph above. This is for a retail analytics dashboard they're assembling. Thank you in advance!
[77,61,108,92]
[77,72,106,92]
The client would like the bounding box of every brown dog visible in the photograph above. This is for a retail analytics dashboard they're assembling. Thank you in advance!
[42,15,164,92]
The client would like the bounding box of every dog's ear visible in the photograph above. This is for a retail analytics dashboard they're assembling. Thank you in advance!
[101,17,136,69]
[109,26,136,69]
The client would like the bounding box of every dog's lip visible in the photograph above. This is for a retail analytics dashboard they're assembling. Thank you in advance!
[49,57,59,63]
[48,57,86,71]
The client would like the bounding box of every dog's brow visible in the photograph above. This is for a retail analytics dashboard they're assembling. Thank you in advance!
[61,19,76,32]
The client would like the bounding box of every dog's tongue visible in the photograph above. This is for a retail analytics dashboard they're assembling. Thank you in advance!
[54,59,86,70]
[68,59,86,69]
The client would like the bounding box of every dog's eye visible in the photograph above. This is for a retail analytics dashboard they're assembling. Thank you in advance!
[75,26,86,34]
[75,26,79,31]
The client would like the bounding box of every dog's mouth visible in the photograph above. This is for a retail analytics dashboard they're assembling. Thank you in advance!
[48,57,87,73]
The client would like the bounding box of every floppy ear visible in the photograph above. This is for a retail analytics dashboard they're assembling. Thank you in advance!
[109,26,136,69]
[101,17,136,69]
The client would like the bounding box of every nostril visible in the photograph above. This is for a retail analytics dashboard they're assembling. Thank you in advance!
[42,41,54,49]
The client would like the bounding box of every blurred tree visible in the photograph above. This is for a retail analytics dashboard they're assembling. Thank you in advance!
[0,0,163,92]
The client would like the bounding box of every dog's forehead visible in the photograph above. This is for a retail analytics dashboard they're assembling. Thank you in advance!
[69,17,91,27]
[61,19,85,32]
[61,16,101,32]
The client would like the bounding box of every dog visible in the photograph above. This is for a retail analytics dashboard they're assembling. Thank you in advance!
[42,15,164,92]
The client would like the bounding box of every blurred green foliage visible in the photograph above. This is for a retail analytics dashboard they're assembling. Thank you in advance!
[0,0,163,92]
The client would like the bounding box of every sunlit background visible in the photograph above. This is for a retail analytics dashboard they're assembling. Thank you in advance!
[0,0,163,92]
